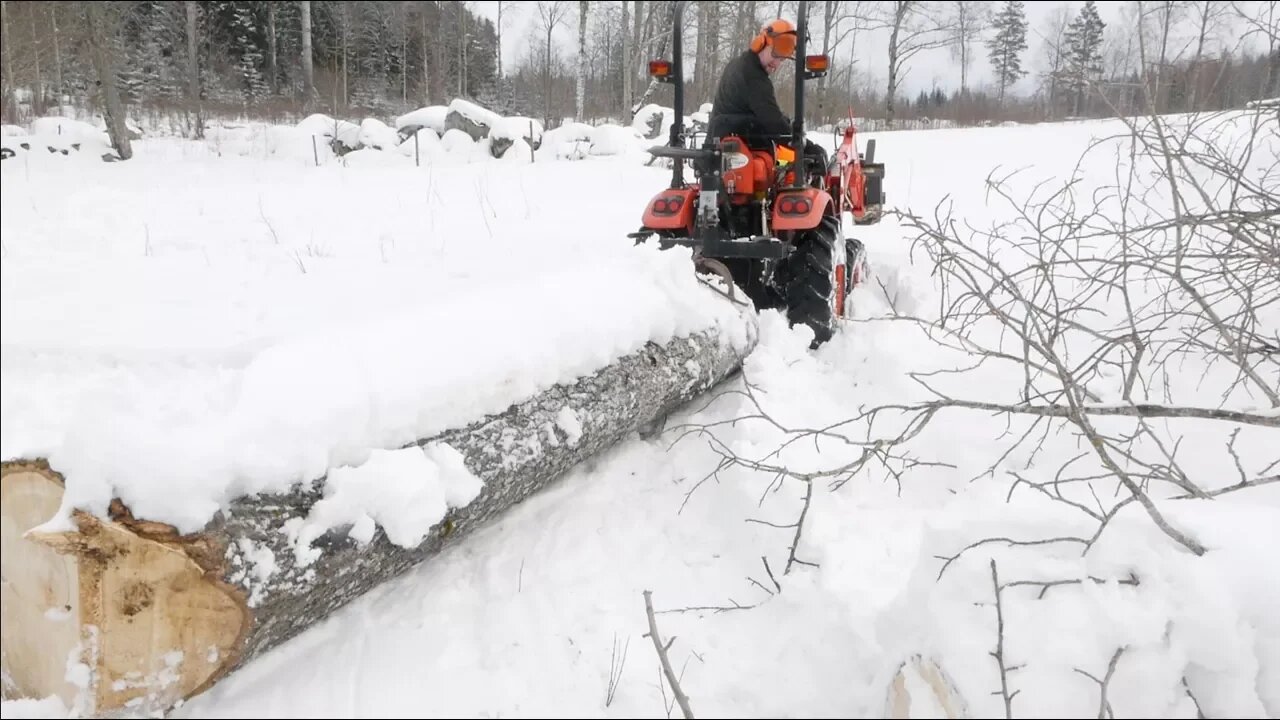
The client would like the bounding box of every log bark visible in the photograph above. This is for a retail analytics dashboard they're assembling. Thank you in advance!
[0,321,756,716]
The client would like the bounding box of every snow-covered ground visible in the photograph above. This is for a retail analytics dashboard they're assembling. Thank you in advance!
[2,109,1277,719]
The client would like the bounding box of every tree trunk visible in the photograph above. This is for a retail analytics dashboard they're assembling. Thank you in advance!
[458,5,467,97]
[496,1,504,79]
[695,0,708,102]
[544,25,553,124]
[708,1,720,88]
[185,1,203,138]
[401,14,408,104]
[342,2,349,109]
[0,321,757,717]
[633,0,645,115]
[577,1,588,120]
[51,3,63,104]
[267,2,279,96]
[820,0,835,124]
[421,3,430,103]
[85,3,131,161]
[1,1,17,123]
[1270,48,1280,98]
[29,5,43,113]
[300,0,315,104]
[887,25,901,126]
[622,0,631,117]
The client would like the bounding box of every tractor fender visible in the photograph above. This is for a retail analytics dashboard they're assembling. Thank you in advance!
[772,188,833,231]
[641,187,697,234]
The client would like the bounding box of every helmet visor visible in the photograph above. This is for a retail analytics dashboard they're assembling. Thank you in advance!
[772,31,797,59]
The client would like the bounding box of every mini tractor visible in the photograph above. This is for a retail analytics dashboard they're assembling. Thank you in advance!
[630,1,885,348]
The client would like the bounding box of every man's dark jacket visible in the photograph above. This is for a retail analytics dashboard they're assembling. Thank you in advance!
[708,49,792,141]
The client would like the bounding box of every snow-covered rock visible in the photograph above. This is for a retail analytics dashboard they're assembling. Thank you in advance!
[446,98,501,142]
[297,114,361,153]
[395,106,449,138]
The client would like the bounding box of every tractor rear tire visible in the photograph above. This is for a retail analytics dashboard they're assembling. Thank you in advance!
[784,214,841,348]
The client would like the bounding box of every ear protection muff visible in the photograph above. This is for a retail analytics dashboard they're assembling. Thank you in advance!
[750,21,797,57]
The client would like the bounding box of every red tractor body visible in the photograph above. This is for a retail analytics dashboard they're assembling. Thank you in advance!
[630,2,885,348]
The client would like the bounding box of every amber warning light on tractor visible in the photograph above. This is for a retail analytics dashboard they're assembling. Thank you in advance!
[805,55,830,73]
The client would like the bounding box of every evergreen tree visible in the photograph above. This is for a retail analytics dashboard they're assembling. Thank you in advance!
[1062,0,1105,115]
[231,2,268,103]
[986,0,1028,105]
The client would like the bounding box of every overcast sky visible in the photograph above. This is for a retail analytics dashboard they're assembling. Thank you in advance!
[469,1,1273,98]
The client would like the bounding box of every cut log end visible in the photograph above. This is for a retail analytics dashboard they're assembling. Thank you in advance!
[1,461,249,716]
[1,463,81,706]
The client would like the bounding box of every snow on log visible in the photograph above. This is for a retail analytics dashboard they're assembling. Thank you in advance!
[0,320,757,716]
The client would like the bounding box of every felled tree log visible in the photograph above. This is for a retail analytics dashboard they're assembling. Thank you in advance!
[0,320,756,716]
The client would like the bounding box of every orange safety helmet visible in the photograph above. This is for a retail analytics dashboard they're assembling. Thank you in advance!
[750,19,797,59]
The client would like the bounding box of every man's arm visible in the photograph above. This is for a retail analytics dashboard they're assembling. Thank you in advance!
[745,72,792,136]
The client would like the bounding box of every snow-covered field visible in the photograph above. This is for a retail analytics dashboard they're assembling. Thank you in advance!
[2,108,1277,719]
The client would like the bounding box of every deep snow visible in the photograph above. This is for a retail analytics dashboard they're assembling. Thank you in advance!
[2,108,1277,719]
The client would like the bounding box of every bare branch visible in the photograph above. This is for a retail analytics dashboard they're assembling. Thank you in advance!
[1004,571,1140,600]
[643,590,695,719]
[761,556,781,594]
[1073,646,1127,720]
[606,632,631,707]
[936,536,1091,582]
[989,560,1019,719]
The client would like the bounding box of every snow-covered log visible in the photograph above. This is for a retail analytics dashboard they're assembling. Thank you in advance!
[0,321,756,716]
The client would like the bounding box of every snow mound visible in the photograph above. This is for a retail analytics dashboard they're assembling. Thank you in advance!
[589,124,646,156]
[296,114,361,151]
[358,118,399,151]
[395,105,449,135]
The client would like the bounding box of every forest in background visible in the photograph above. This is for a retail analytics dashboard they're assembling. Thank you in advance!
[1,0,1276,139]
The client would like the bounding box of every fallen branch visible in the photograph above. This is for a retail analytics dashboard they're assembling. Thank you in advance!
[655,600,759,615]
[906,398,1278,429]
[1073,646,1127,719]
[989,560,1021,719]
[643,590,695,719]
[1004,572,1140,600]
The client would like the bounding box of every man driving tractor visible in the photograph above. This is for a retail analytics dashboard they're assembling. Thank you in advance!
[708,18,828,167]
[633,2,886,349]
[708,19,796,139]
